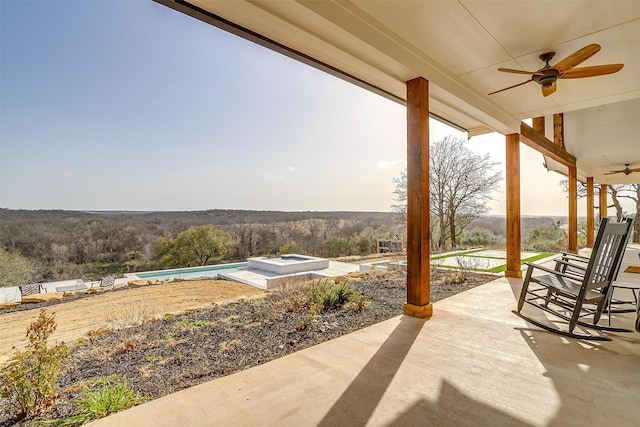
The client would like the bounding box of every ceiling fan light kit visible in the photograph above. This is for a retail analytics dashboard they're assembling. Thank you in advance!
[489,44,624,97]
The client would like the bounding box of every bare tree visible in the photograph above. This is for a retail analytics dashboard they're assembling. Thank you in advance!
[435,136,501,248]
[614,184,640,241]
[392,169,407,228]
[393,135,502,250]
[559,181,639,242]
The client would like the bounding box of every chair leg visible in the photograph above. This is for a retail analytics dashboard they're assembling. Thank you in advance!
[593,298,606,325]
[568,307,581,333]
[517,265,534,313]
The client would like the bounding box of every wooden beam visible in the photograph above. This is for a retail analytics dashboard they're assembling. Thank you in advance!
[586,177,594,247]
[505,133,521,278]
[568,165,578,253]
[532,116,545,135]
[553,113,565,148]
[404,77,432,319]
[519,123,576,167]
[600,184,608,220]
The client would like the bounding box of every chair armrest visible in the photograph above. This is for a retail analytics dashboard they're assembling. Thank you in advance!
[559,252,589,263]
[524,262,585,281]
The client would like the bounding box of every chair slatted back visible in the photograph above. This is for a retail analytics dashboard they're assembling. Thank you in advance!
[612,217,634,281]
[583,218,633,291]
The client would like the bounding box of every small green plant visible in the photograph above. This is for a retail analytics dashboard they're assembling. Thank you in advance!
[70,337,89,353]
[334,281,356,304]
[46,376,146,426]
[297,304,321,331]
[0,309,69,419]
[162,332,176,340]
[347,293,370,312]
[144,355,162,363]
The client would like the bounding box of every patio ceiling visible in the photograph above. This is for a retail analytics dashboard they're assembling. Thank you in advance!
[157,0,640,184]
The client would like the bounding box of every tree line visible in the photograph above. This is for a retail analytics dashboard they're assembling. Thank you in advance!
[0,209,398,286]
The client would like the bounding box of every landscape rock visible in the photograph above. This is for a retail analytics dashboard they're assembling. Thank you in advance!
[128,280,150,287]
[21,292,64,303]
[0,302,21,310]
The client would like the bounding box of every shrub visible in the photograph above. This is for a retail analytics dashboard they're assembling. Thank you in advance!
[524,222,568,252]
[459,228,504,248]
[309,279,361,311]
[47,376,146,426]
[334,281,356,305]
[0,246,37,287]
[269,282,310,313]
[278,242,299,255]
[0,309,69,419]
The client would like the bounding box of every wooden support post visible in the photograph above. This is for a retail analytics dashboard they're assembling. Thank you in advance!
[586,177,594,247]
[553,113,564,148]
[505,133,521,278]
[532,116,545,135]
[404,77,432,318]
[568,165,578,253]
[600,184,608,220]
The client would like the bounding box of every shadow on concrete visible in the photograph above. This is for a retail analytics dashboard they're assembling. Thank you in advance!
[387,380,535,427]
[317,315,425,426]
[318,313,537,426]
[516,327,640,426]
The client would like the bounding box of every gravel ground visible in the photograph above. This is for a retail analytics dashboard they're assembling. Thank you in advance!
[0,269,496,426]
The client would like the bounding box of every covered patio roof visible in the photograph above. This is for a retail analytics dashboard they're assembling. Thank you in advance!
[157,0,639,183]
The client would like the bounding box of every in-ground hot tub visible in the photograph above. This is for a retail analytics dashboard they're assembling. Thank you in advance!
[247,254,329,275]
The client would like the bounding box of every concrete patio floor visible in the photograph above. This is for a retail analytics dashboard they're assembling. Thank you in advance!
[93,248,640,427]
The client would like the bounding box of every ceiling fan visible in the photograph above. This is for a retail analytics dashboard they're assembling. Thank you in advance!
[488,44,623,97]
[605,164,640,176]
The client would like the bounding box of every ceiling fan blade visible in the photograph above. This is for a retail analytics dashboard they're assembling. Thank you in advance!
[553,44,601,72]
[604,170,625,175]
[630,168,640,173]
[541,81,557,97]
[488,79,532,95]
[561,64,624,79]
[498,68,544,76]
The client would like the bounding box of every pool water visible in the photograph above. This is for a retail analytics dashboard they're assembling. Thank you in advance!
[135,262,248,281]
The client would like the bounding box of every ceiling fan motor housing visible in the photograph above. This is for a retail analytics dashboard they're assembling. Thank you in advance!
[533,69,560,87]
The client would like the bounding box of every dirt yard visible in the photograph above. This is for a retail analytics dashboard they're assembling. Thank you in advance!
[0,280,264,364]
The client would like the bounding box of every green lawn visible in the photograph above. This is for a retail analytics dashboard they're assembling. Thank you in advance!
[430,251,555,274]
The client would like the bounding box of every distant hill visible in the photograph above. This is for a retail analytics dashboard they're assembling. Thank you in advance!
[0,208,394,225]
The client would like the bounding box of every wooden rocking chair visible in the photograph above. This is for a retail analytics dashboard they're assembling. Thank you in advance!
[513,218,633,341]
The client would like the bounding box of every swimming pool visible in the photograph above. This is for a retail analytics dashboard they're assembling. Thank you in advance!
[131,262,248,281]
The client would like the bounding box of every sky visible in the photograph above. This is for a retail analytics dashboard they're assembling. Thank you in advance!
[0,0,631,216]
